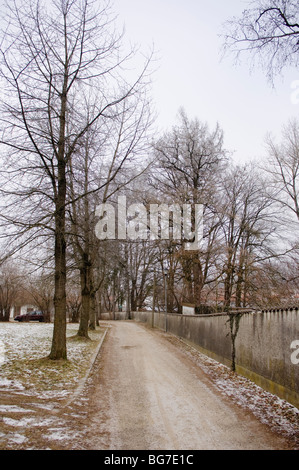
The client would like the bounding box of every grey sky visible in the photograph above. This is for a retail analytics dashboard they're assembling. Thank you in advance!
[113,0,299,164]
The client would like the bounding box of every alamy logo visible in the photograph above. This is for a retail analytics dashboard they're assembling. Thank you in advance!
[95,196,204,251]
[290,340,299,365]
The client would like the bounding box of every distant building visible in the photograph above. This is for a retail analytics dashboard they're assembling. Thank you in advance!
[11,304,39,319]
[182,303,195,315]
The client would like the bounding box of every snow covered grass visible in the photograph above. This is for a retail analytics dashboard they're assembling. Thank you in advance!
[0,322,107,450]
[0,322,105,400]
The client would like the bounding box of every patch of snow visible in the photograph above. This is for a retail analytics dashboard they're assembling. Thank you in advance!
[3,417,34,427]
[3,416,57,428]
[0,405,35,413]
[46,428,81,442]
[0,323,103,401]
[8,433,27,444]
[0,377,25,391]
[32,403,56,411]
[0,323,54,365]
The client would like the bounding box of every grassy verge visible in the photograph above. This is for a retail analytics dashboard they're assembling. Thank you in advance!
[0,323,106,400]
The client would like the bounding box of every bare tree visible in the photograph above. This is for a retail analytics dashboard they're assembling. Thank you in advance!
[0,0,152,358]
[27,272,54,322]
[222,0,299,81]
[0,261,24,321]
[68,92,153,337]
[153,108,228,307]
[219,164,277,308]
[264,119,299,225]
[66,275,81,323]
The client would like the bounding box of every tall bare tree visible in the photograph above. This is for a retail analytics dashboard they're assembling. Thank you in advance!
[153,108,228,307]
[219,164,277,308]
[0,0,152,358]
[264,119,299,224]
[222,0,299,82]
[68,92,153,337]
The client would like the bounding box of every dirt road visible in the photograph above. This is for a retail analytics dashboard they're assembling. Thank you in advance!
[85,321,293,450]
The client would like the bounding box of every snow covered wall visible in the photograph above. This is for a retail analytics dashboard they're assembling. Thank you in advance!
[132,308,299,409]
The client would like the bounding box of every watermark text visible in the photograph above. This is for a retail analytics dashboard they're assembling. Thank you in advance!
[290,340,299,365]
[95,197,203,251]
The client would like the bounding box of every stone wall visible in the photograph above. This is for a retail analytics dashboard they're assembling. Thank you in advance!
[132,308,299,409]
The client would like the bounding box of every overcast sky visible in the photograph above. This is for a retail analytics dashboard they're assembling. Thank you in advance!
[113,0,299,164]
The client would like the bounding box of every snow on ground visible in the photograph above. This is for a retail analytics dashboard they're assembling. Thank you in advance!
[0,322,104,400]
[0,322,106,450]
[175,337,299,445]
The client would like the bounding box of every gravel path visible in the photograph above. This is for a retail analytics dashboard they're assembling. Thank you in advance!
[84,321,295,450]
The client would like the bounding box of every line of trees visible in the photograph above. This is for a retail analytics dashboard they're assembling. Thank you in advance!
[96,111,298,317]
[0,0,153,360]
[0,0,298,362]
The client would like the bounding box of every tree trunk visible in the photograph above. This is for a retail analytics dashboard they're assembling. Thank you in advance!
[125,244,131,319]
[49,189,67,360]
[4,307,10,322]
[224,249,234,309]
[235,261,244,308]
[131,278,137,312]
[89,291,96,330]
[181,255,194,303]
[126,276,131,320]
[152,272,156,327]
[193,253,203,307]
[78,259,91,338]
[224,271,232,310]
[49,67,68,359]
